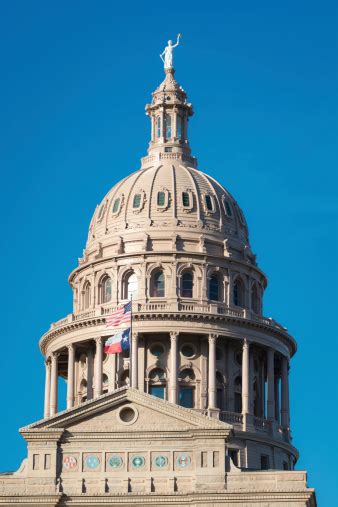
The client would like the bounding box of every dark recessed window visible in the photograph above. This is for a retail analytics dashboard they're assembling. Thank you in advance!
[216,347,223,361]
[133,194,141,209]
[209,274,220,301]
[181,344,194,358]
[165,114,172,138]
[260,455,270,470]
[283,461,289,470]
[150,344,165,357]
[157,191,166,206]
[112,198,120,214]
[151,271,165,297]
[205,195,214,211]
[157,116,161,137]
[223,199,232,216]
[181,272,193,298]
[229,450,239,467]
[182,192,190,207]
[164,147,172,152]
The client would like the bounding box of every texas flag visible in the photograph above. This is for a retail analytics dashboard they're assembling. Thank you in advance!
[104,328,130,354]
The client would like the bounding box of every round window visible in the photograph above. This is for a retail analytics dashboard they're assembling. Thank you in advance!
[150,343,165,357]
[181,344,195,358]
[117,405,138,425]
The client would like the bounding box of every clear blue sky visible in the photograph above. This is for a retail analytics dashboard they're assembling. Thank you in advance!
[0,1,337,504]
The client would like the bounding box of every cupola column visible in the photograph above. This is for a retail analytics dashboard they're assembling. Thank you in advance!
[50,352,59,416]
[66,344,75,409]
[131,332,138,388]
[208,334,218,415]
[94,337,103,397]
[242,339,252,430]
[267,348,275,420]
[44,359,51,418]
[170,332,178,403]
[87,349,94,400]
[281,356,290,427]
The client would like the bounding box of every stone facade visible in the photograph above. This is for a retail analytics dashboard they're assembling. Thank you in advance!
[0,63,316,506]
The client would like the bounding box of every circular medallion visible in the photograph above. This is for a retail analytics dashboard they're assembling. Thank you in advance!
[108,455,123,469]
[154,455,168,468]
[131,455,145,469]
[177,453,191,468]
[63,456,77,470]
[85,455,100,469]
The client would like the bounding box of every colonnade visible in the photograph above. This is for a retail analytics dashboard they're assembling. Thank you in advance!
[43,334,290,431]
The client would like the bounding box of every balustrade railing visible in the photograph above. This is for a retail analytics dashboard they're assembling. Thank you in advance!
[48,301,287,334]
[220,411,243,424]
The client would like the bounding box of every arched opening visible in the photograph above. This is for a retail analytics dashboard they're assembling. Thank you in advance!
[233,278,245,307]
[123,272,138,300]
[209,274,221,301]
[177,115,183,139]
[150,270,165,297]
[234,376,242,413]
[156,116,161,138]
[178,368,196,408]
[165,113,172,138]
[100,275,112,304]
[181,271,193,298]
[251,284,260,314]
[148,368,166,399]
[82,281,91,310]
[216,371,225,410]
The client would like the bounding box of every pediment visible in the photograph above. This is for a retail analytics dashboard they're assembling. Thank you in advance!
[21,387,232,435]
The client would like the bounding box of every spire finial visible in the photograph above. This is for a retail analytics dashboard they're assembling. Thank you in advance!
[160,33,182,71]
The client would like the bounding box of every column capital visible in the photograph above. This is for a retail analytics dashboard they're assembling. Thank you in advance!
[170,331,179,341]
[51,351,60,361]
[132,331,139,341]
[208,334,218,344]
[94,336,103,345]
[45,357,51,367]
[67,343,75,352]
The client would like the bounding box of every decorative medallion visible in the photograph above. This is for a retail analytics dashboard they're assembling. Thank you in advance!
[131,455,145,469]
[154,455,168,468]
[108,455,123,469]
[176,453,191,468]
[63,456,77,470]
[85,455,100,470]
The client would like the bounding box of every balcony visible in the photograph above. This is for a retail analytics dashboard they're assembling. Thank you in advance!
[50,302,289,334]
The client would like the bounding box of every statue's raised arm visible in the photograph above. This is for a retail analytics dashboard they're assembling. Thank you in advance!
[160,34,182,70]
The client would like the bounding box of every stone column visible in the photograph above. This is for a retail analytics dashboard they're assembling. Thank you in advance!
[131,332,138,389]
[44,359,51,418]
[110,354,116,392]
[275,373,280,423]
[242,339,250,429]
[281,356,290,427]
[50,352,59,416]
[67,344,75,409]
[208,334,217,411]
[94,337,103,397]
[87,349,94,400]
[170,332,178,403]
[267,348,275,420]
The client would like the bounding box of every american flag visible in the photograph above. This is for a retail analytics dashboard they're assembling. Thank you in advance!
[105,301,132,328]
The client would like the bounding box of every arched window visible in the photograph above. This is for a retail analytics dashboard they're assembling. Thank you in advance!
[133,193,141,209]
[165,114,172,138]
[178,369,196,408]
[209,274,221,301]
[151,270,165,297]
[216,371,225,410]
[157,191,166,207]
[205,194,215,212]
[112,197,121,214]
[181,271,193,298]
[177,115,182,139]
[182,191,190,208]
[100,276,112,304]
[233,278,244,307]
[124,272,138,300]
[234,376,242,413]
[148,368,166,399]
[156,116,161,137]
[251,284,260,314]
[82,281,91,310]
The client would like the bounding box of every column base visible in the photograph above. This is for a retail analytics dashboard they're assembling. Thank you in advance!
[207,407,220,419]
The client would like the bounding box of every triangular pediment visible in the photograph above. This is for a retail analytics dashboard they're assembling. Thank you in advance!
[21,387,232,435]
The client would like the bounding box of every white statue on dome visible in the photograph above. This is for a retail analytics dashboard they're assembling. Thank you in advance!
[160,34,182,70]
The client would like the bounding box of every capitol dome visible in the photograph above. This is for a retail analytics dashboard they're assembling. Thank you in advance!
[83,68,255,268]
